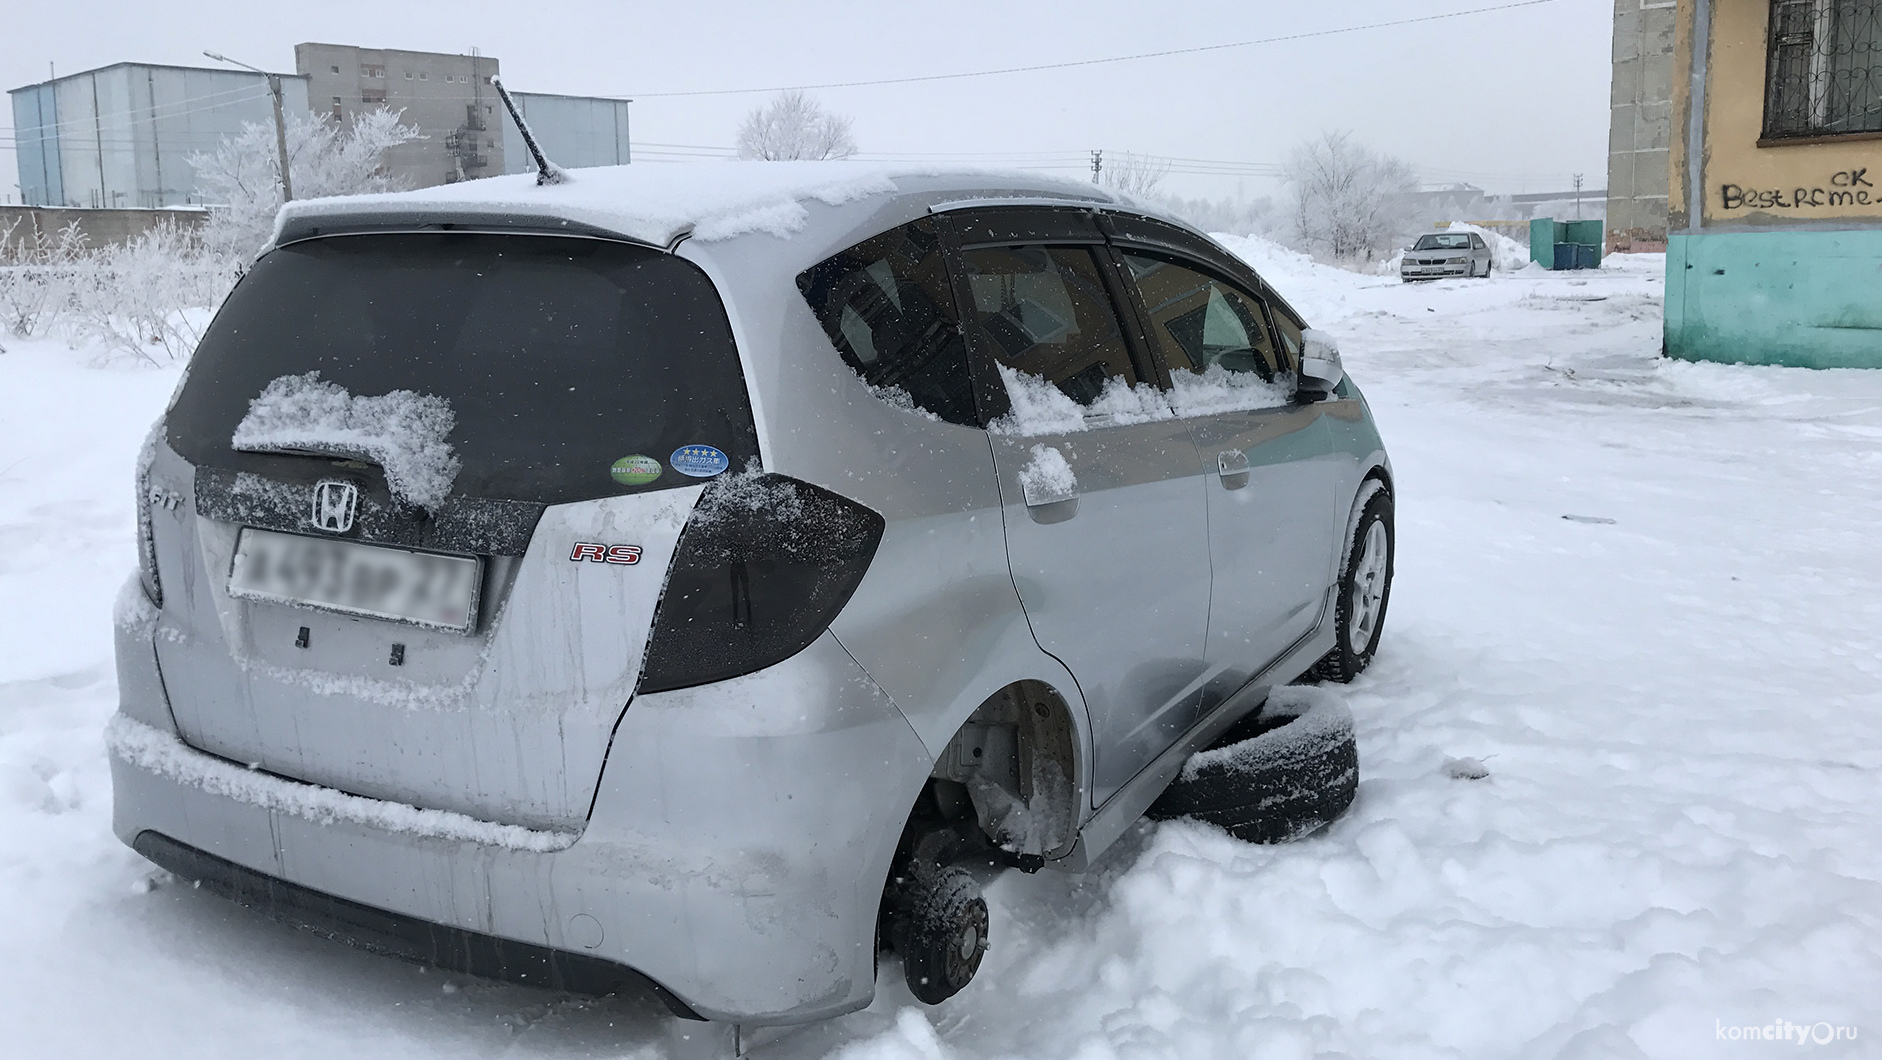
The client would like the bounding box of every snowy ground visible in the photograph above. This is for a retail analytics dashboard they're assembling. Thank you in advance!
[2,248,1877,1059]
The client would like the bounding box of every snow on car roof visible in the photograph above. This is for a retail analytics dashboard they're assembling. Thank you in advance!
[274,161,1141,249]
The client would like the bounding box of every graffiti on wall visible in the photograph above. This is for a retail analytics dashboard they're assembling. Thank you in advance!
[1719,170,1877,211]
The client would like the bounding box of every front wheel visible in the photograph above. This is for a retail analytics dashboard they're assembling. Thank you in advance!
[1309,486,1395,682]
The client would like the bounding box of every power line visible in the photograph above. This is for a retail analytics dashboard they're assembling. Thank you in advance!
[607,0,1568,98]
[0,87,563,143]
[3,83,276,141]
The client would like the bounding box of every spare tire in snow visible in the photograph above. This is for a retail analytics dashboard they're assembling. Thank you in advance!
[1146,689,1358,844]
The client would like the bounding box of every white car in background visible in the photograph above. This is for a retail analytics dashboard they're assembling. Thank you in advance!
[1401,231,1494,281]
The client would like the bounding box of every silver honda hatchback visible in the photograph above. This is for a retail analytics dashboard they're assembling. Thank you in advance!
[112,164,1393,1029]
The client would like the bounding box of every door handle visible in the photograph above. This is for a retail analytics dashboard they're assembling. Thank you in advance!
[1025,495,1078,523]
[1217,449,1250,489]
[1021,472,1078,509]
[1021,445,1079,522]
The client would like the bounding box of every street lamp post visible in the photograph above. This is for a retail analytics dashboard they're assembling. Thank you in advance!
[204,51,292,202]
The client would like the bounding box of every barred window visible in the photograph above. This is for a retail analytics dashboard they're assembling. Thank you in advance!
[1765,0,1882,139]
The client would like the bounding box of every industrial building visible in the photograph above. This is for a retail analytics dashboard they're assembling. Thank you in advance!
[9,45,630,209]
[500,91,631,174]
[10,63,310,209]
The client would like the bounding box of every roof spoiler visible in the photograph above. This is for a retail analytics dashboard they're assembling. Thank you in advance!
[272,210,642,248]
[491,77,566,186]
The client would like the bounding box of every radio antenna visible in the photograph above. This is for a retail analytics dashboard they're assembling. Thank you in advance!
[491,77,566,185]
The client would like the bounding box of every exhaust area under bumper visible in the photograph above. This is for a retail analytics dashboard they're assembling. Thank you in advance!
[132,830,703,1017]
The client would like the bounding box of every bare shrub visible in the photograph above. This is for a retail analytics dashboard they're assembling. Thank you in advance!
[68,223,241,365]
[736,91,857,161]
[1101,153,1172,199]
[1158,195,1288,241]
[0,219,90,338]
[1285,131,1418,263]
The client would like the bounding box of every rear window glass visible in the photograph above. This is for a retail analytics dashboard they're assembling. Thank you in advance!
[796,217,979,426]
[168,233,759,505]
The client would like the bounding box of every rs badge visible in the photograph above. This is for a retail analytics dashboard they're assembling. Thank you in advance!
[570,542,642,565]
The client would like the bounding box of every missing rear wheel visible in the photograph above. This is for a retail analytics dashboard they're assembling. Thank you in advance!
[890,860,988,1004]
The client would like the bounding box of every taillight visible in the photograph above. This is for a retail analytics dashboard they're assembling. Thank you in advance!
[638,472,885,694]
[135,423,164,607]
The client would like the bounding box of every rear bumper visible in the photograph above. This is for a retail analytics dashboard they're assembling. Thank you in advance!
[110,625,934,1025]
[131,830,702,1016]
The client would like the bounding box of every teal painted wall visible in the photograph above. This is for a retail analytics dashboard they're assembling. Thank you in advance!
[1666,228,1882,369]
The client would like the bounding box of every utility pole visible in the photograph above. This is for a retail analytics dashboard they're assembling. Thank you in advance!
[1091,149,1102,184]
[1572,173,1584,220]
[205,51,293,202]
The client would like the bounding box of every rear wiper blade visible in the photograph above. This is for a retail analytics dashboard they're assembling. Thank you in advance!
[235,442,381,469]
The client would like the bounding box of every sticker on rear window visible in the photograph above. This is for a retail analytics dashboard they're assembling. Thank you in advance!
[670,444,730,478]
[610,454,663,486]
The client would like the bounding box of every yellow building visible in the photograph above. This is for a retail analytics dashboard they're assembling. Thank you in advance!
[1668,0,1882,367]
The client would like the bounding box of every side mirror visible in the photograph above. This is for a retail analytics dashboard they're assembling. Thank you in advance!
[1298,329,1344,396]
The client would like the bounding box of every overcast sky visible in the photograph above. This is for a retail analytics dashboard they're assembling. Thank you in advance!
[4,0,1613,204]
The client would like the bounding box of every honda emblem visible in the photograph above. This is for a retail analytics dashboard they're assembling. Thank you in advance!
[310,480,360,533]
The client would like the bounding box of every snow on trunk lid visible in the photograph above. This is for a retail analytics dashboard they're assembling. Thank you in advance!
[231,372,459,509]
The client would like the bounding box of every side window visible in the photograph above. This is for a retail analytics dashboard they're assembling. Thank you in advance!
[1121,252,1283,382]
[1268,306,1304,376]
[1469,234,1485,249]
[957,245,1139,406]
[797,217,979,426]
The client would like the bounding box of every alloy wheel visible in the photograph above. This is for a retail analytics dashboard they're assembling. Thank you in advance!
[1348,520,1390,648]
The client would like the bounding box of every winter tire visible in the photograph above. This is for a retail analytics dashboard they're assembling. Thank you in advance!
[1146,693,1358,843]
[891,861,988,1004]
[1309,484,1394,683]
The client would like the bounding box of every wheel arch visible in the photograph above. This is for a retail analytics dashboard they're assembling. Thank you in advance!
[877,677,1091,884]
[1342,466,1394,569]
[922,679,1086,862]
[1359,460,1393,500]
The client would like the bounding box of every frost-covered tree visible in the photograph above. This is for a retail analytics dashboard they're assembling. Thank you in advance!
[0,217,89,338]
[1100,152,1172,198]
[69,222,243,364]
[190,108,423,258]
[1284,132,1418,262]
[1159,194,1286,241]
[736,91,857,161]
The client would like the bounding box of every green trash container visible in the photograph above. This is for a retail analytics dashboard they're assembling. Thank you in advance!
[1529,218,1604,270]
[1530,218,1564,268]
[1564,220,1603,269]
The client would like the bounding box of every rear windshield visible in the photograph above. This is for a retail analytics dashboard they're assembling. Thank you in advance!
[168,232,759,505]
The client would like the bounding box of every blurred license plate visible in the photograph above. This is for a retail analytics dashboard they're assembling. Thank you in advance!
[229,528,481,633]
